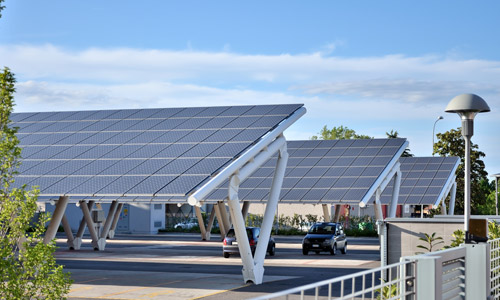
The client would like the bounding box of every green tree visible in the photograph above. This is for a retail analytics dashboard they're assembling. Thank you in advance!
[433,127,489,215]
[386,130,413,157]
[1,67,72,299]
[311,125,372,140]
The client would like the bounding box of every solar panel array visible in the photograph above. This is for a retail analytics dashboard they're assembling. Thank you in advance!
[12,104,303,198]
[374,156,459,205]
[204,138,406,204]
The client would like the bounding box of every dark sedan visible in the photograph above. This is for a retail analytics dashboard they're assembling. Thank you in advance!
[302,222,347,255]
[223,227,276,258]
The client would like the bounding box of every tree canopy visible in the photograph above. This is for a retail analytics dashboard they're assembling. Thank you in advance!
[433,127,490,215]
[386,130,413,157]
[311,125,372,140]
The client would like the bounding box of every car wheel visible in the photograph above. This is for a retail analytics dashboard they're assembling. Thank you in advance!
[223,252,230,258]
[330,243,337,255]
[302,248,308,255]
[268,244,276,256]
[341,242,347,254]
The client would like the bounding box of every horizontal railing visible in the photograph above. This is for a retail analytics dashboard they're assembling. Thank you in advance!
[251,260,416,300]
[252,244,492,300]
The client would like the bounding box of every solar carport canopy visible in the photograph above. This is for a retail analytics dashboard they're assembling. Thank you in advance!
[12,104,303,200]
[204,138,407,204]
[374,156,460,206]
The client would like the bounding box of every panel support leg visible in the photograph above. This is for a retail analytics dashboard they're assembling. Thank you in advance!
[333,204,341,222]
[61,215,75,250]
[241,201,250,223]
[74,200,94,250]
[219,201,231,235]
[204,205,216,240]
[195,206,210,240]
[214,202,227,240]
[440,198,447,215]
[322,204,331,222]
[448,182,457,215]
[98,200,118,250]
[388,170,401,218]
[80,200,99,250]
[108,202,123,239]
[43,196,70,244]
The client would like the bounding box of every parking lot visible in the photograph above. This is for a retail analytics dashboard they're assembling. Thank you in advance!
[56,233,380,300]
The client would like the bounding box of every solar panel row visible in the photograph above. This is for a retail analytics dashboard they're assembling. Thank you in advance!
[13,104,304,198]
[204,138,407,204]
[375,156,459,205]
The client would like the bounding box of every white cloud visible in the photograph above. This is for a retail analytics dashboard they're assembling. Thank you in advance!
[3,44,500,174]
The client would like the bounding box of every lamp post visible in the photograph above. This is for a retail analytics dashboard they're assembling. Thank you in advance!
[491,173,500,216]
[432,116,444,156]
[445,94,490,243]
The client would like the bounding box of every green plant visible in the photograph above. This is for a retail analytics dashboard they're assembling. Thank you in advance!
[416,232,444,254]
[444,229,465,249]
[0,66,72,298]
[376,280,398,300]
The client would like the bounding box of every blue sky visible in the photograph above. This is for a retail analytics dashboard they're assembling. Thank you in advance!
[1,0,500,175]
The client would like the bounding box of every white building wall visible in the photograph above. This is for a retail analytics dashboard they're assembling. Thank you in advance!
[43,202,163,235]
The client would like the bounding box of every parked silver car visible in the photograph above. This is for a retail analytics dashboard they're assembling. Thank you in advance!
[223,227,276,258]
[174,218,198,229]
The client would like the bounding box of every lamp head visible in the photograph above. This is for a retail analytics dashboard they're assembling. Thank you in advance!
[445,94,490,120]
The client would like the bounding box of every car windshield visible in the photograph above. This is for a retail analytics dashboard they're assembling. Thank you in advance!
[308,224,336,234]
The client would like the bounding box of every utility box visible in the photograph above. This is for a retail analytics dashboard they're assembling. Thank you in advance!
[92,210,105,223]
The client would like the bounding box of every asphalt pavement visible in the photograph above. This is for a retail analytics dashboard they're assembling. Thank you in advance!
[55,233,380,299]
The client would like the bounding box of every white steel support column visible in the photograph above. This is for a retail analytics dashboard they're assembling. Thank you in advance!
[98,200,118,250]
[43,196,70,244]
[374,190,384,221]
[253,146,288,274]
[448,182,457,215]
[388,169,401,218]
[227,175,256,283]
[195,206,210,241]
[214,202,227,239]
[80,200,99,250]
[108,202,123,239]
[322,204,331,222]
[61,215,76,250]
[224,135,288,284]
[74,200,94,249]
[333,204,342,222]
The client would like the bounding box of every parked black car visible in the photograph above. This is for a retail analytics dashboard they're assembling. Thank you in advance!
[223,227,276,258]
[302,222,347,255]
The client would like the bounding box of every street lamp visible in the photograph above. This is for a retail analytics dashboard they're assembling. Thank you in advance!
[491,173,500,216]
[432,116,444,156]
[445,93,490,243]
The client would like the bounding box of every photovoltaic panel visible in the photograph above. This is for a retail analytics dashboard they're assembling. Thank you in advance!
[204,138,406,204]
[13,104,304,199]
[375,156,460,206]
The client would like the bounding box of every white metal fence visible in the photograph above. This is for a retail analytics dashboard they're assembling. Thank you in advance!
[251,243,491,300]
[490,238,500,299]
